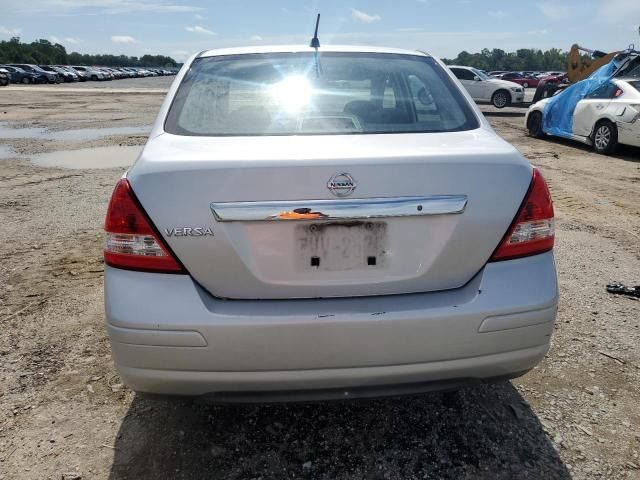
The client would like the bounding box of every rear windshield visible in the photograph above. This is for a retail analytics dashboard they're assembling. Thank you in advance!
[165,52,479,136]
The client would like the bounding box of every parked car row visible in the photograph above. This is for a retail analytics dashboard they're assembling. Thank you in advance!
[488,71,567,88]
[0,64,176,86]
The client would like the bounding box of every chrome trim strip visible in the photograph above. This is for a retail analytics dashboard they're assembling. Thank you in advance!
[210,196,467,222]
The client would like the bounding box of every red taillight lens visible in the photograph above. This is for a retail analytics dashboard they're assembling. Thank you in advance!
[490,168,554,262]
[104,178,185,273]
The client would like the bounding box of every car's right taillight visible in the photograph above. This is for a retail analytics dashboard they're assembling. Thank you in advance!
[104,178,185,273]
[490,168,554,262]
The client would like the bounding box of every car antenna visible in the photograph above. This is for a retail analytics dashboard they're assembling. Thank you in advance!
[310,13,321,48]
[309,13,322,78]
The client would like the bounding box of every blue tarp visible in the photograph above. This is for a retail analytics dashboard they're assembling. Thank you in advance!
[542,59,617,139]
[541,49,640,137]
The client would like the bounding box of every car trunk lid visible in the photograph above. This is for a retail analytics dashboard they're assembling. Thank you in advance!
[128,130,532,299]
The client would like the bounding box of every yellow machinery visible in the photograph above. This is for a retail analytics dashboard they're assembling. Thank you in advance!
[567,44,618,83]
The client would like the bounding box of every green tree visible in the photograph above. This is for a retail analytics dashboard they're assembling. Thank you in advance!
[0,37,177,67]
[442,48,567,72]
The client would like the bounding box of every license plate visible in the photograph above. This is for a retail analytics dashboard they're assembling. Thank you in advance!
[295,222,387,271]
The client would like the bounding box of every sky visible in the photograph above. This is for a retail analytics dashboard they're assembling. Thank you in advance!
[1,0,639,62]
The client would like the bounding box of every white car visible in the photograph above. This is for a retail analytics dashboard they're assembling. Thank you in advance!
[103,45,557,400]
[71,66,106,81]
[449,65,524,108]
[526,78,640,154]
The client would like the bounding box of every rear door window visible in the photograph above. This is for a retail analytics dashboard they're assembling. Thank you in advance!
[587,82,621,99]
[450,68,474,81]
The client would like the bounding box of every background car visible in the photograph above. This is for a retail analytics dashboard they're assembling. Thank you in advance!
[103,67,123,79]
[37,65,64,83]
[57,65,87,81]
[72,66,107,81]
[0,68,9,86]
[526,78,640,154]
[115,67,134,78]
[93,67,113,80]
[8,64,58,84]
[122,67,142,77]
[497,72,540,88]
[542,73,568,84]
[50,65,78,82]
[449,65,524,108]
[0,65,44,84]
[135,67,153,77]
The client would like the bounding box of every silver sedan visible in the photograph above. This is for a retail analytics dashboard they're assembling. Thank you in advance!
[104,45,558,401]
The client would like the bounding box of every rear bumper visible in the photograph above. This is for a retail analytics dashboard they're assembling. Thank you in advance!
[105,252,558,398]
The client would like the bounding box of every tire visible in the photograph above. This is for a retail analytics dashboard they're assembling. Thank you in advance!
[491,89,510,108]
[0,78,8,87]
[523,82,529,89]
[22,77,31,84]
[592,120,618,155]
[91,75,98,81]
[527,111,545,138]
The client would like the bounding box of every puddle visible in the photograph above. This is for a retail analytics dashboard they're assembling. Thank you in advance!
[0,122,151,141]
[48,126,150,141]
[0,125,46,139]
[32,145,142,169]
[0,144,15,159]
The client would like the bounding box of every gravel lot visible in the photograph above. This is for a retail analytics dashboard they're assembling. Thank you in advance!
[0,77,639,479]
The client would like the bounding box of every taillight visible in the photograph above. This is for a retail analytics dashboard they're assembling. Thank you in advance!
[104,178,185,273]
[490,168,554,262]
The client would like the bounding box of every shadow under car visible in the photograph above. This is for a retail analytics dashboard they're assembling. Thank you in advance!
[108,382,570,479]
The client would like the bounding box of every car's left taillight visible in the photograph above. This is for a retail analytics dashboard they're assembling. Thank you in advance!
[104,178,185,273]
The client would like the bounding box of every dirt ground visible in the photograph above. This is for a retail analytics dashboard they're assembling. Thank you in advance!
[0,78,639,480]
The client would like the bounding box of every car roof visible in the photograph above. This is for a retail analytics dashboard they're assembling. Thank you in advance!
[198,45,430,58]
[614,78,640,90]
[449,65,474,69]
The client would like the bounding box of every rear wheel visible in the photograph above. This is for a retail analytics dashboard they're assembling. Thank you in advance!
[523,82,529,88]
[91,75,98,81]
[593,120,618,155]
[491,90,510,108]
[22,77,31,84]
[527,111,544,138]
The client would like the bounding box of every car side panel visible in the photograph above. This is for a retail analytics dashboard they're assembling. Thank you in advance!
[460,79,484,101]
[618,119,640,147]
[480,80,494,101]
[573,99,611,138]
[615,103,640,147]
